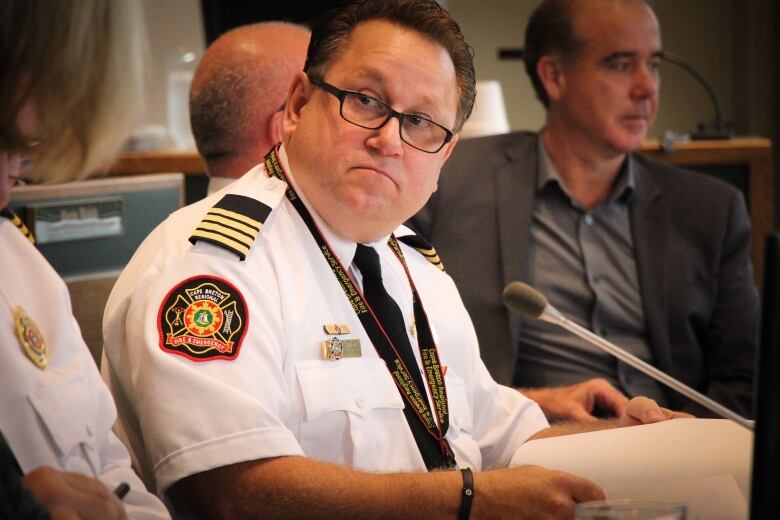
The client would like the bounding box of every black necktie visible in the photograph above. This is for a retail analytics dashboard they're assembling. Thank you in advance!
[352,244,451,470]
[353,245,425,388]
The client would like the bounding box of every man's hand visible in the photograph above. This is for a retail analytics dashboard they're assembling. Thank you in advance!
[618,396,694,427]
[521,378,629,423]
[23,466,127,520]
[474,464,605,518]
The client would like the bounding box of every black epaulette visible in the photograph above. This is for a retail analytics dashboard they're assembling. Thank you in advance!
[397,232,444,271]
[188,194,273,260]
[1,208,35,245]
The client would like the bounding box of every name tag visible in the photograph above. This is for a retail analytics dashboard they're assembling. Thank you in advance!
[322,338,362,361]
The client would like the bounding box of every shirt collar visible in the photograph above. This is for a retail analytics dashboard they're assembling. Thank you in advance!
[276,145,391,268]
[206,175,236,195]
[536,135,635,205]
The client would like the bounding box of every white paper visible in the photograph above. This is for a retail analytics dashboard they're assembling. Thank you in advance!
[609,474,747,519]
[509,419,752,518]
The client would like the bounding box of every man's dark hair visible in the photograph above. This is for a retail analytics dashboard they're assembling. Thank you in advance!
[523,0,587,107]
[305,0,475,132]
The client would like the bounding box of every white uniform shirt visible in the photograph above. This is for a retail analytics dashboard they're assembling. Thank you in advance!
[103,147,548,494]
[0,215,169,519]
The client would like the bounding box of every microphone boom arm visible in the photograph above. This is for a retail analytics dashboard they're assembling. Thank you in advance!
[661,51,733,139]
[539,304,754,430]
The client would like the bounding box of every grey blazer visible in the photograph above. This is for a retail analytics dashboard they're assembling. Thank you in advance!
[411,131,759,416]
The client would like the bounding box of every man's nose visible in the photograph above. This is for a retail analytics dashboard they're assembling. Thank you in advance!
[632,64,659,99]
[366,114,403,155]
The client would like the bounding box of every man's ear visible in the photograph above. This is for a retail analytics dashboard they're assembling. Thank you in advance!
[430,134,460,193]
[537,55,566,103]
[281,71,311,141]
[440,133,459,164]
[268,110,285,145]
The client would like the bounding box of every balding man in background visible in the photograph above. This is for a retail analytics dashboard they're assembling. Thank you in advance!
[190,22,310,194]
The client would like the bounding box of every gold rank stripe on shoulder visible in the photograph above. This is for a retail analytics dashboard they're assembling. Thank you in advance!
[189,194,272,260]
[396,233,444,271]
[0,208,35,245]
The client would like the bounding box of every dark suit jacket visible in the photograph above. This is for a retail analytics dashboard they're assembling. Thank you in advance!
[411,131,759,417]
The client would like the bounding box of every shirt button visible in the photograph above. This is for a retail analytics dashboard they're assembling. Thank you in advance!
[355,398,365,409]
[584,214,594,226]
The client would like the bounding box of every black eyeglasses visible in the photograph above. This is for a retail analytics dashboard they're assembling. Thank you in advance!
[309,76,454,154]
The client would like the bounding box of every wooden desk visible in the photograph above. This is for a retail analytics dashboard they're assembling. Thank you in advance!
[108,137,774,283]
[109,150,206,176]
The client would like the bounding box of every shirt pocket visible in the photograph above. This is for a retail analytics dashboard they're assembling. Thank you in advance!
[442,373,481,468]
[296,358,405,467]
[28,374,101,477]
[445,374,473,434]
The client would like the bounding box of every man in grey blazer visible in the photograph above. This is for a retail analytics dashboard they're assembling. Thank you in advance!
[411,0,758,419]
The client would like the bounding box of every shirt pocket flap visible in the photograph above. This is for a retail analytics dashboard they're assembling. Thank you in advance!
[296,358,404,421]
[28,375,94,457]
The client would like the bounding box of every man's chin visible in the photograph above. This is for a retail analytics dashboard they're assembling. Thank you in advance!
[610,131,649,154]
[620,120,652,145]
[338,192,397,221]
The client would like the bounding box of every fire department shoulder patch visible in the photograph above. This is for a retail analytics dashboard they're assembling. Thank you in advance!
[158,275,248,361]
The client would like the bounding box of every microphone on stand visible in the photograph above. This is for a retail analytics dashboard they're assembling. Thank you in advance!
[501,281,754,430]
[661,52,733,140]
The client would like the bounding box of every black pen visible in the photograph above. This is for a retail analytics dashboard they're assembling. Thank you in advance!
[114,482,130,500]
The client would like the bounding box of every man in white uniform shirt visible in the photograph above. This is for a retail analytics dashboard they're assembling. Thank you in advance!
[102,1,687,518]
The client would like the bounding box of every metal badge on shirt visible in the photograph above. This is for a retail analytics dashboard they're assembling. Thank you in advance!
[322,323,361,360]
[13,306,47,369]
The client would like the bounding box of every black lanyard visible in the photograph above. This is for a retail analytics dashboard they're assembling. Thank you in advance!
[265,147,455,469]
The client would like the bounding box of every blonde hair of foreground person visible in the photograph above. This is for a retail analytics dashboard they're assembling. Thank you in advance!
[0,0,146,183]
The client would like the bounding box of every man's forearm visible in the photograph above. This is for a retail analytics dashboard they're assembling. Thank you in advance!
[168,455,463,520]
[167,454,608,520]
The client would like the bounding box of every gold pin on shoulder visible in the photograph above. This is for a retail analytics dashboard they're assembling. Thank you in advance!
[13,306,48,369]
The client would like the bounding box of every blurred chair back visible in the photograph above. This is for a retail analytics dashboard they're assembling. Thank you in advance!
[66,273,119,365]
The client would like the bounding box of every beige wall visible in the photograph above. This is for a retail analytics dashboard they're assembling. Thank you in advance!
[448,1,544,131]
[141,0,775,140]
[141,0,205,129]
